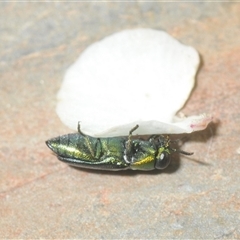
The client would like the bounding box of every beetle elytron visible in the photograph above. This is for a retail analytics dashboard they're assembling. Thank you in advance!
[46,123,193,171]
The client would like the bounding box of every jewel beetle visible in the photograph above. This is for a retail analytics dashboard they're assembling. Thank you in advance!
[46,123,193,171]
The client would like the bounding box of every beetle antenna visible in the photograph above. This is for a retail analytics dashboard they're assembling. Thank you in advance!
[169,136,193,155]
[170,148,194,156]
[178,150,194,155]
[170,136,188,144]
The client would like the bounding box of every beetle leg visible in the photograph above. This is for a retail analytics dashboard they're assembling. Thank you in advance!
[77,121,97,158]
[126,124,139,155]
[129,124,139,136]
[77,122,86,136]
[148,134,157,141]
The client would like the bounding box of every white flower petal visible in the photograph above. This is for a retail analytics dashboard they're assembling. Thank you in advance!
[56,29,210,136]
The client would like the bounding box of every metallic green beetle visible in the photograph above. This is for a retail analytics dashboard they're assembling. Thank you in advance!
[46,123,193,171]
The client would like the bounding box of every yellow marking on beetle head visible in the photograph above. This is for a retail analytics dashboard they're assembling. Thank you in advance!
[156,146,170,159]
